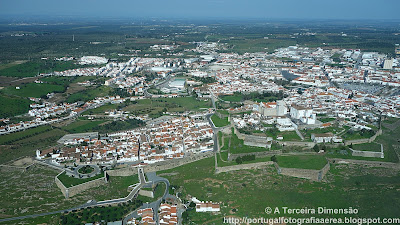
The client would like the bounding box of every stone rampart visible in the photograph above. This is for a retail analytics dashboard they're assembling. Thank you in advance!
[215,161,273,174]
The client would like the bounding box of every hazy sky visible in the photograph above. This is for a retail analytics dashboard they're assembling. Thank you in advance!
[1,0,399,20]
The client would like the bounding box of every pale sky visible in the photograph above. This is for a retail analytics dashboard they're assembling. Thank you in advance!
[0,0,399,20]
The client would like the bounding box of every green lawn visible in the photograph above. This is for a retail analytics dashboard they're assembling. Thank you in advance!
[0,94,32,118]
[276,155,327,170]
[211,114,230,127]
[2,83,65,98]
[57,172,105,188]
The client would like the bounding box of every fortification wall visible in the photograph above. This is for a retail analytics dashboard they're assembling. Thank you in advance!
[274,162,330,182]
[215,161,273,174]
[56,171,107,198]
[144,151,214,173]
[344,129,382,146]
[55,171,69,198]
[67,175,107,198]
[138,189,154,198]
[351,150,384,158]
[228,150,282,161]
[328,158,400,169]
[107,152,214,177]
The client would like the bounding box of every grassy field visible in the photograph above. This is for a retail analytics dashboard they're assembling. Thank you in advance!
[276,155,327,170]
[57,172,105,188]
[352,142,382,152]
[153,182,166,200]
[228,129,267,154]
[0,94,31,118]
[2,83,65,98]
[158,156,400,224]
[0,60,95,78]
[0,165,141,220]
[211,114,229,127]
[220,94,242,102]
[82,103,119,115]
[62,119,107,133]
[66,85,112,103]
[123,97,211,118]
[0,127,66,164]
[0,125,52,145]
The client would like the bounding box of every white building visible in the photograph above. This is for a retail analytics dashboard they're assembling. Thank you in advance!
[196,202,220,212]
[290,105,316,125]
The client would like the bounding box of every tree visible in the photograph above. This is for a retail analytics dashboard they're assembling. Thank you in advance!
[271,155,278,163]
[235,157,243,164]
[313,144,320,152]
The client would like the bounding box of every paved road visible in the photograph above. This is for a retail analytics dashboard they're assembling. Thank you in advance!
[123,172,174,225]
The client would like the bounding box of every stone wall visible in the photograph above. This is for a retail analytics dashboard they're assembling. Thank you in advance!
[55,171,68,198]
[274,162,330,182]
[351,149,384,158]
[144,151,214,173]
[228,150,282,161]
[344,129,382,146]
[215,161,273,174]
[318,163,330,181]
[138,189,154,198]
[106,152,214,177]
[277,141,315,148]
[56,171,108,198]
[328,158,400,169]
[67,174,107,198]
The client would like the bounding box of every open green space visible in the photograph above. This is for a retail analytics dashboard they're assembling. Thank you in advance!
[62,119,107,133]
[0,127,67,164]
[352,142,382,152]
[211,114,230,127]
[2,83,65,98]
[228,128,267,154]
[0,94,32,118]
[276,155,327,170]
[153,182,167,199]
[61,199,143,225]
[66,85,112,103]
[0,125,52,145]
[342,128,375,140]
[159,155,400,224]
[123,97,211,118]
[220,94,242,102]
[62,117,144,134]
[319,117,336,123]
[57,171,104,188]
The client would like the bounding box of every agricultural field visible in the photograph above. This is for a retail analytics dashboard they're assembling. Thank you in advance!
[1,83,65,98]
[0,94,31,118]
[0,127,67,164]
